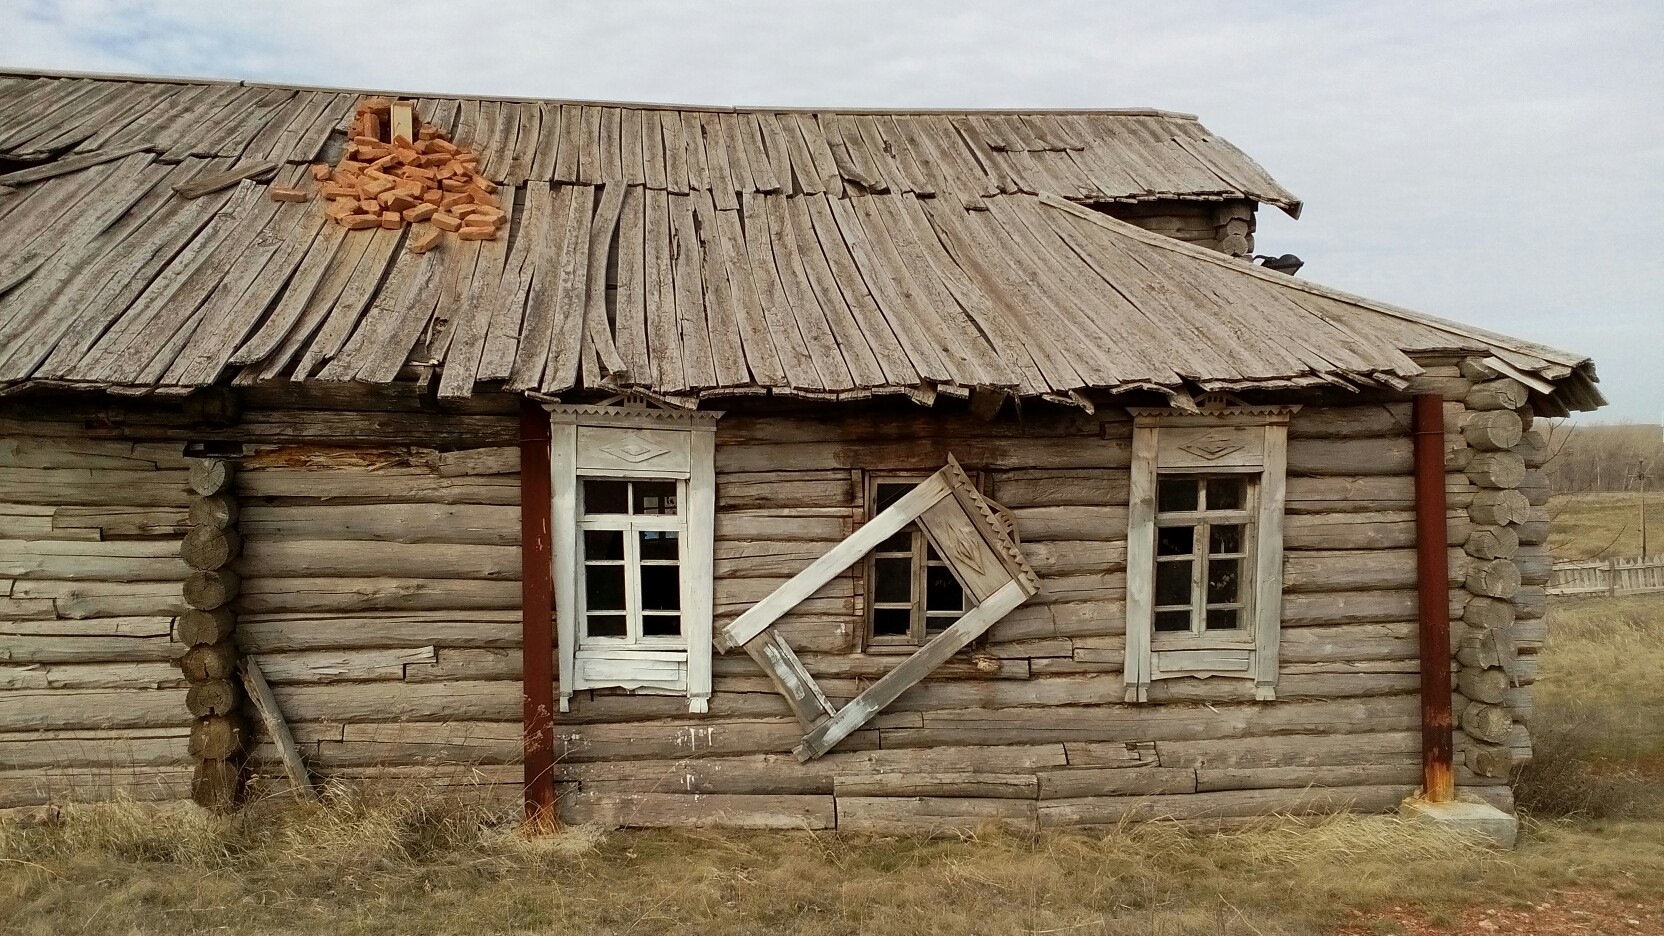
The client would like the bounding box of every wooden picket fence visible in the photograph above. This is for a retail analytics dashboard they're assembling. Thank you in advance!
[1548,554,1664,597]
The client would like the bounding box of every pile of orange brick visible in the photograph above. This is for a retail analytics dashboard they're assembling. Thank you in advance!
[269,97,504,252]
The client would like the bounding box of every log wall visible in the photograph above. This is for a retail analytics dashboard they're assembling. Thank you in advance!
[1097,199,1257,257]
[1,382,1538,827]
[0,425,195,807]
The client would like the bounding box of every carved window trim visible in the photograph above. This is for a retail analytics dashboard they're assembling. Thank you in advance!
[1125,403,1298,703]
[549,404,719,714]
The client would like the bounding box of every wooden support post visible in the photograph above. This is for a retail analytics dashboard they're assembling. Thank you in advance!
[520,398,559,826]
[1414,394,1455,803]
[241,657,316,799]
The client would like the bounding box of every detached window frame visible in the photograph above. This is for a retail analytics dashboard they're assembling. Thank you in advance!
[863,474,971,649]
[549,404,719,714]
[1125,402,1297,703]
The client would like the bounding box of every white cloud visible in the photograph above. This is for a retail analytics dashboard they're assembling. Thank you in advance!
[3,0,1659,419]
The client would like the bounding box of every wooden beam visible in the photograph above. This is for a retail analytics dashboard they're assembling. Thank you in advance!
[239,657,316,799]
[794,579,1030,761]
[0,143,154,186]
[520,398,558,825]
[713,472,953,651]
[173,160,281,199]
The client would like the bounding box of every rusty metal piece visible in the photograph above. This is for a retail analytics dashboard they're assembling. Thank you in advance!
[519,398,558,824]
[1414,393,1455,803]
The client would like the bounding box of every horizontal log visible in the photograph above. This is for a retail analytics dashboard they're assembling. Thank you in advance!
[715,509,851,542]
[1466,451,1526,489]
[1195,763,1420,792]
[1288,404,1412,439]
[238,540,521,580]
[1284,476,1414,513]
[1283,511,1469,550]
[238,468,519,505]
[1465,378,1528,412]
[0,438,186,470]
[716,473,854,510]
[992,470,1129,509]
[238,503,520,546]
[0,660,185,690]
[0,765,192,808]
[0,688,192,731]
[182,527,241,571]
[270,680,521,723]
[188,460,233,497]
[188,494,238,530]
[889,675,1121,713]
[401,647,523,682]
[0,538,190,581]
[1283,549,1465,593]
[834,771,1040,799]
[9,580,185,618]
[0,726,190,769]
[878,696,1418,749]
[1279,622,1417,662]
[1157,729,1421,769]
[1006,506,1126,541]
[0,635,181,664]
[1463,410,1522,451]
[252,647,439,684]
[0,469,191,507]
[1467,489,1530,527]
[1146,672,1418,702]
[561,792,835,830]
[236,614,521,651]
[714,437,1132,474]
[184,569,240,610]
[1037,765,1195,798]
[0,616,174,637]
[53,506,189,538]
[1286,439,1412,476]
[236,577,522,613]
[1464,525,1518,560]
[1036,784,1415,827]
[433,447,518,477]
[836,795,1036,834]
[556,718,878,762]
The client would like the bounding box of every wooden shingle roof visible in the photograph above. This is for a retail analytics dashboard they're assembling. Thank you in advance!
[0,71,1601,414]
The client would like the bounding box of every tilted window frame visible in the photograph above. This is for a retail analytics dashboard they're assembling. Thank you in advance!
[1124,403,1298,703]
[549,404,720,714]
[861,472,974,650]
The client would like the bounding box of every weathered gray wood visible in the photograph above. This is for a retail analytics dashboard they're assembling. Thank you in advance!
[1518,470,1551,507]
[185,678,240,717]
[1194,763,1420,792]
[1464,379,1529,412]
[1462,410,1522,452]
[834,771,1040,799]
[187,713,245,760]
[1456,667,1508,704]
[560,792,835,830]
[188,494,239,529]
[179,641,238,681]
[183,569,240,609]
[837,795,1037,834]
[238,503,519,546]
[1467,489,1530,527]
[1465,451,1525,489]
[1461,701,1513,744]
[1465,559,1520,599]
[188,460,234,496]
[191,757,241,809]
[241,657,315,798]
[1462,596,1515,631]
[0,687,191,731]
[0,142,156,186]
[172,159,279,198]
[1037,766,1196,798]
[237,539,520,580]
[1463,525,1519,561]
[1513,429,1550,469]
[1036,784,1414,827]
[182,526,241,570]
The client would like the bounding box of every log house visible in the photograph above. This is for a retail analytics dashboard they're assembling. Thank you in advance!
[0,70,1602,829]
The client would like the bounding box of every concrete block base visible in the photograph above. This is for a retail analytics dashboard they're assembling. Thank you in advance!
[1400,795,1519,849]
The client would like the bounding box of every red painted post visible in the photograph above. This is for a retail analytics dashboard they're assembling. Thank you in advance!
[519,398,558,824]
[1413,393,1455,803]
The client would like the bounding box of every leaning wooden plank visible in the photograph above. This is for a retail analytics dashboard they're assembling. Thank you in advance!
[743,628,835,730]
[0,142,155,187]
[171,159,280,198]
[241,657,316,799]
[713,472,951,651]
[794,579,1030,762]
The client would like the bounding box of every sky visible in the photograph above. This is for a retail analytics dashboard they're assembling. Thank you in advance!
[4,0,1660,421]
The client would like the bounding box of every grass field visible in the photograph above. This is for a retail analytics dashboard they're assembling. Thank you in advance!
[2,495,1661,935]
[1547,491,1664,560]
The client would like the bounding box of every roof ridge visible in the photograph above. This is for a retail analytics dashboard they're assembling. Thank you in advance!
[1035,193,1590,371]
[0,66,1198,119]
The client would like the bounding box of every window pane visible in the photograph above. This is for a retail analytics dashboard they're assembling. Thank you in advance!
[586,614,626,638]
[1155,560,1192,606]
[633,481,678,515]
[876,530,912,553]
[640,565,681,611]
[1157,478,1198,513]
[1206,477,1245,511]
[1154,609,1191,632]
[874,557,913,604]
[585,565,625,611]
[875,482,916,512]
[1206,608,1241,631]
[1209,524,1243,555]
[638,529,679,562]
[583,479,628,515]
[925,565,963,612]
[583,529,624,561]
[1157,526,1194,557]
[642,614,682,637]
[1207,558,1241,604]
[872,607,911,636]
[925,614,957,635]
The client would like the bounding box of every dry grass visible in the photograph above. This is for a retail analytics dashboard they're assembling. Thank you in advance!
[3,495,1662,934]
[1546,491,1664,560]
[4,792,1662,936]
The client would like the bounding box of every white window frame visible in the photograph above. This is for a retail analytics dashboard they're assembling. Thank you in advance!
[1125,402,1297,703]
[549,404,719,714]
[863,473,972,649]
